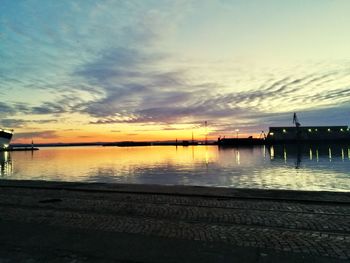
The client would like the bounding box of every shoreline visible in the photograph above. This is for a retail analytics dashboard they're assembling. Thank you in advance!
[1,179,350,203]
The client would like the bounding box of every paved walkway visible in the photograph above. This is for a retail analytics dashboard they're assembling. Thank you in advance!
[0,180,349,262]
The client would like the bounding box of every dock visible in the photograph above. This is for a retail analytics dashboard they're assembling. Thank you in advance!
[0,147,39,152]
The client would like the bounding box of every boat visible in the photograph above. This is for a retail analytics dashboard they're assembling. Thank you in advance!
[0,129,13,149]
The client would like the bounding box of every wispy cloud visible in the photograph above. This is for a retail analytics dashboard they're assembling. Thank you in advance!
[81,55,350,133]
[13,130,59,140]
[0,119,26,128]
[0,102,15,115]
[1,1,350,140]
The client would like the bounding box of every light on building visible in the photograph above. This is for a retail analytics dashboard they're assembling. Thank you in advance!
[328,128,331,132]
[270,132,274,136]
[308,129,312,132]
[283,129,286,133]
[315,129,318,132]
[340,128,344,132]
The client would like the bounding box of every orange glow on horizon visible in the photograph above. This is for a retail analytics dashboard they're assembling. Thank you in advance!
[11,129,260,144]
[11,130,209,144]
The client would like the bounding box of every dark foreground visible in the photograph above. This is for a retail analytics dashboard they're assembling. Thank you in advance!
[0,180,349,262]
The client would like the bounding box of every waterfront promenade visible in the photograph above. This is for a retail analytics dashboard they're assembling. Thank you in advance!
[0,180,349,262]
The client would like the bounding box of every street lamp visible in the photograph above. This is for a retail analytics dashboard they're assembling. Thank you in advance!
[235,129,239,139]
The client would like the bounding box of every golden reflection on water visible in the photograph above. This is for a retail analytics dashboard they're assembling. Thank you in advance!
[3,145,350,191]
[9,146,219,182]
[205,147,209,165]
[44,146,214,165]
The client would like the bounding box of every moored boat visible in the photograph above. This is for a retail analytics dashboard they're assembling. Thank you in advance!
[0,129,13,149]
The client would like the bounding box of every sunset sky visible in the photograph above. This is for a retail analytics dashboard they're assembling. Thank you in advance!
[1,0,350,143]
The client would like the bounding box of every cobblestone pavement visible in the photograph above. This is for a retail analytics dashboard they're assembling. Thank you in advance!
[0,184,349,261]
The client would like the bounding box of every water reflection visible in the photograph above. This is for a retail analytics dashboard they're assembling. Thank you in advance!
[309,149,313,160]
[235,150,240,165]
[269,144,350,163]
[270,146,275,160]
[2,145,350,192]
[268,144,350,171]
[0,151,12,177]
[262,145,266,159]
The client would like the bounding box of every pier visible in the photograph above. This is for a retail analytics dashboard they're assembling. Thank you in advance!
[0,147,39,152]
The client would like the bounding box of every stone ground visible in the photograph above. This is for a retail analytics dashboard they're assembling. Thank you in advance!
[0,180,349,262]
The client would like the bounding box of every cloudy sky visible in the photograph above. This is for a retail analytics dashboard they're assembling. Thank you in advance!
[1,0,350,143]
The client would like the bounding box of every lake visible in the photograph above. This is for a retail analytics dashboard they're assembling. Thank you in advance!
[1,145,350,191]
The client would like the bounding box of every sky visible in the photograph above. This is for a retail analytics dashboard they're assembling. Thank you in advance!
[1,0,350,143]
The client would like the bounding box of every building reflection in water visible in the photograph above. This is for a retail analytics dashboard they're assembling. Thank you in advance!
[235,150,240,165]
[268,144,350,168]
[0,151,13,177]
[270,146,275,160]
[309,149,313,160]
[4,145,350,191]
[262,145,266,159]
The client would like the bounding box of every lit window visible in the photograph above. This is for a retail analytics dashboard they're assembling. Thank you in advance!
[340,128,344,132]
[270,132,274,136]
[283,129,286,133]
[308,129,312,132]
[328,128,331,132]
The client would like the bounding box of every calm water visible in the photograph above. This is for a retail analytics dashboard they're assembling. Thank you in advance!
[1,145,350,191]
